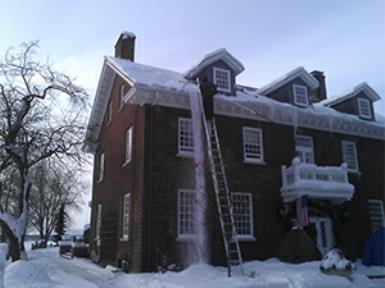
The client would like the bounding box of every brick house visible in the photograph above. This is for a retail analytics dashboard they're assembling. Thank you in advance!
[85,32,385,272]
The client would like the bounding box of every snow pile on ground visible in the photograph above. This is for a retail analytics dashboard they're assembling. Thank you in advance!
[320,249,354,271]
[5,260,55,288]
[4,247,385,288]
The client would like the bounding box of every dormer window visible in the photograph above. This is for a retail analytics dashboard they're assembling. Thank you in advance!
[293,84,309,107]
[213,67,231,93]
[357,98,372,119]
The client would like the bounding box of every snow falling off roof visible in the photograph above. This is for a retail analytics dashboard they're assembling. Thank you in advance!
[106,56,189,93]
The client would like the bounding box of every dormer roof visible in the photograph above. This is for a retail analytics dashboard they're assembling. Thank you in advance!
[321,82,381,107]
[184,48,245,79]
[258,66,319,95]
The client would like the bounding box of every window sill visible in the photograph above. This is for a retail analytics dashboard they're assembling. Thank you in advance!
[347,169,361,175]
[233,235,256,242]
[120,237,129,242]
[97,178,103,184]
[243,159,266,165]
[176,235,197,241]
[177,152,194,159]
[122,160,132,167]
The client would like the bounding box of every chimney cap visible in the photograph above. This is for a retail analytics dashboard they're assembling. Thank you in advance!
[121,31,136,39]
[311,70,325,76]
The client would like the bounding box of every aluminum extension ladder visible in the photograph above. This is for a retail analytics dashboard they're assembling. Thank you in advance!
[197,90,244,277]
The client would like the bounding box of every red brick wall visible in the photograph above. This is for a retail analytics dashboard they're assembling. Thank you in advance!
[90,75,146,268]
[90,91,384,270]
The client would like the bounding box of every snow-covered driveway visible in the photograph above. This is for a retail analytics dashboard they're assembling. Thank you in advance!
[4,248,385,288]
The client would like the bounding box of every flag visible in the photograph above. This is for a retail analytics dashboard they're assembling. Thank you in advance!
[296,195,309,227]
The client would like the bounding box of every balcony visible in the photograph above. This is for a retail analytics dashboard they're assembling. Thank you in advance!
[281,157,355,204]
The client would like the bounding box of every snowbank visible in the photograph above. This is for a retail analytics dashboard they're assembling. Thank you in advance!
[4,247,383,288]
[5,260,55,288]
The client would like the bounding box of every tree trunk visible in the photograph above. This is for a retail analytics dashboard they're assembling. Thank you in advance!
[0,222,20,261]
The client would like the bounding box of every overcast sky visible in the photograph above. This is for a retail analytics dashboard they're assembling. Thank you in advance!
[1,0,384,229]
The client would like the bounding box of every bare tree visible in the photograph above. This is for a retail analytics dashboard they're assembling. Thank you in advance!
[0,41,88,260]
[29,160,85,243]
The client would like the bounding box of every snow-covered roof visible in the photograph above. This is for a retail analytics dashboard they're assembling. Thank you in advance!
[106,56,189,93]
[258,66,319,95]
[85,57,385,152]
[184,48,245,79]
[321,82,381,107]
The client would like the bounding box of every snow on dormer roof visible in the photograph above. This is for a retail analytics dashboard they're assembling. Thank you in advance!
[258,66,319,95]
[184,48,245,79]
[321,82,381,107]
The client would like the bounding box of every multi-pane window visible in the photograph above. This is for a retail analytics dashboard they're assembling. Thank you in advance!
[295,136,315,164]
[119,84,126,111]
[243,127,264,163]
[178,118,194,155]
[293,84,309,107]
[178,189,196,237]
[98,153,105,182]
[357,98,372,119]
[122,194,130,240]
[124,127,133,164]
[341,141,358,171]
[213,67,231,93]
[232,193,253,237]
[96,204,102,242]
[368,200,384,233]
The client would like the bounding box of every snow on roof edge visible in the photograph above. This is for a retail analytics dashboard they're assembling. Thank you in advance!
[321,82,381,107]
[258,66,319,95]
[184,48,245,79]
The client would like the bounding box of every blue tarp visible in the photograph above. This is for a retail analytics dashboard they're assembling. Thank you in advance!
[362,227,385,266]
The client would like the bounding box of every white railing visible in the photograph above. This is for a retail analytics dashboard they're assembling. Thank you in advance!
[281,157,354,203]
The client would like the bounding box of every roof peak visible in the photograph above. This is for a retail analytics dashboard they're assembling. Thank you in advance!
[184,48,244,80]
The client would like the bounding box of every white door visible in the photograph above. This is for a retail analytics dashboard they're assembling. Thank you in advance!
[309,217,333,254]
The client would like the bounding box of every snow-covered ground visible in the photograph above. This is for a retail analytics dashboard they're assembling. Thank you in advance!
[4,248,385,288]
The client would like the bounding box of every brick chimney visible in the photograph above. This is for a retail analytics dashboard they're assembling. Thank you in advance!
[310,70,327,102]
[114,32,136,61]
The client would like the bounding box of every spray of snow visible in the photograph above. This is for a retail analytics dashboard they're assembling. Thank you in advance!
[186,83,208,263]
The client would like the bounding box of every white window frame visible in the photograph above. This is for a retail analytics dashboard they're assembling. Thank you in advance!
[243,127,264,164]
[177,118,194,157]
[98,152,105,182]
[368,200,385,232]
[293,84,309,107]
[96,204,102,245]
[357,98,372,119]
[122,194,130,240]
[213,67,231,93]
[295,135,315,164]
[309,217,333,255]
[106,101,112,125]
[232,192,255,240]
[119,83,126,111]
[341,141,359,172]
[177,189,197,239]
[123,127,133,165]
